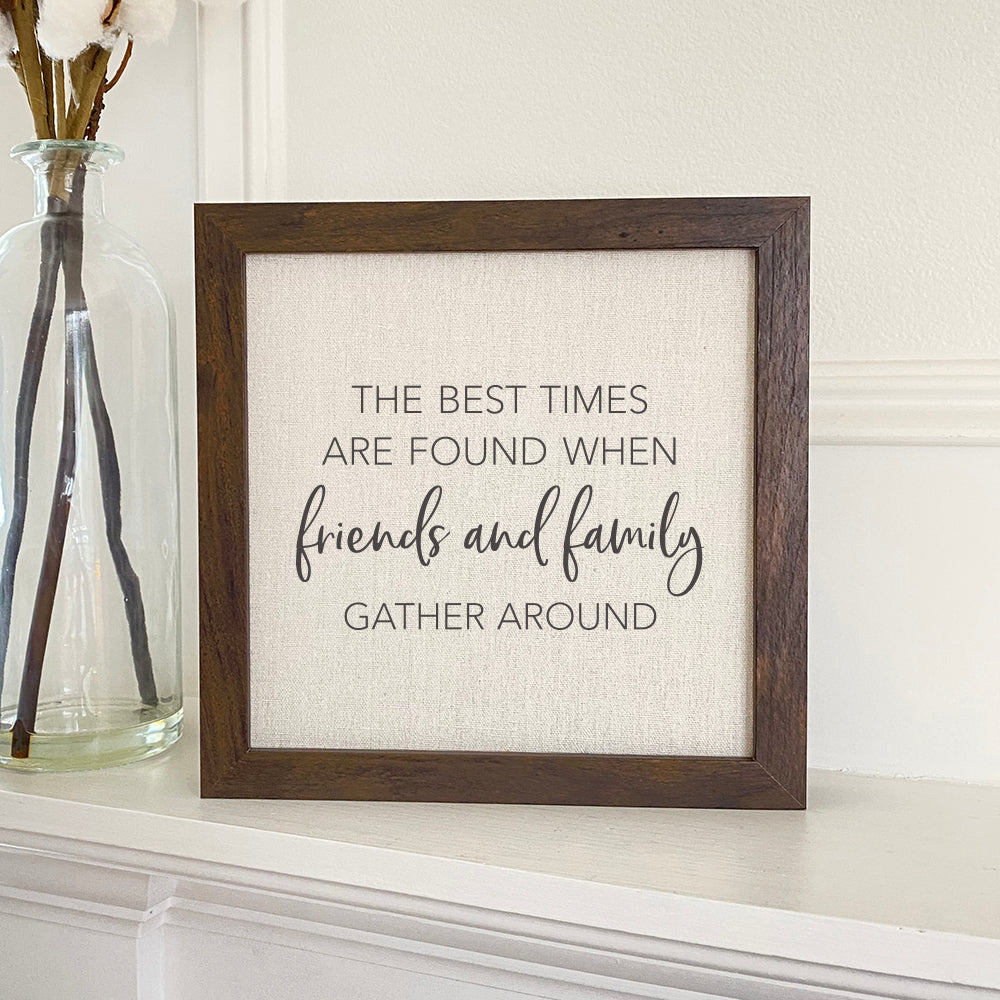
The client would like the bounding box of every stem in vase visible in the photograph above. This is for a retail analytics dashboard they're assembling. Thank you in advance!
[10,167,159,757]
[0,207,63,701]
[78,269,159,708]
[11,208,81,756]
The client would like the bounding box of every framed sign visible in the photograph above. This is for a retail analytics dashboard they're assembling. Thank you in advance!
[195,198,808,807]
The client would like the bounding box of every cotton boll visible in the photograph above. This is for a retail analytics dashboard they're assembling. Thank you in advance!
[117,0,176,44]
[0,14,16,55]
[37,0,110,60]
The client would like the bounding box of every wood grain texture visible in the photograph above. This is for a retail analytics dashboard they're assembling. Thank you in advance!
[754,204,809,806]
[195,209,252,792]
[195,198,809,806]
[754,202,810,807]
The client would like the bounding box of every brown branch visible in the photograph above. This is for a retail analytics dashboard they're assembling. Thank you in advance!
[0,205,62,713]
[84,71,107,140]
[14,206,81,752]
[9,167,160,757]
[103,37,131,91]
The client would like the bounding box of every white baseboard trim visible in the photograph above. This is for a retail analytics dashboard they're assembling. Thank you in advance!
[811,359,1000,446]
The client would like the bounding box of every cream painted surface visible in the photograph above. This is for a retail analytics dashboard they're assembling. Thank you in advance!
[2,1,999,781]
[4,730,1000,941]
[1,740,999,997]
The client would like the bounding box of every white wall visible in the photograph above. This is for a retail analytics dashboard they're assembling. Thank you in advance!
[2,0,998,782]
[282,0,1000,362]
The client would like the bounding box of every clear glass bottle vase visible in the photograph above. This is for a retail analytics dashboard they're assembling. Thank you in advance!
[0,140,181,770]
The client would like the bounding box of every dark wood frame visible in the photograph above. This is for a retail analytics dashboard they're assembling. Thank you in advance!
[195,198,809,807]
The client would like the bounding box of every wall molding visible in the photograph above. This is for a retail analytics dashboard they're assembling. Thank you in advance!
[811,359,1000,446]
[1,838,996,1000]
[195,0,286,202]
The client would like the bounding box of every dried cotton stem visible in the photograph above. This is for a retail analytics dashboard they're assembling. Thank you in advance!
[65,43,110,138]
[10,0,49,138]
[39,47,55,135]
[53,58,65,137]
[68,46,87,102]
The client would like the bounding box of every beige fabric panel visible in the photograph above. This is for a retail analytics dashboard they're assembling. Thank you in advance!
[245,249,754,755]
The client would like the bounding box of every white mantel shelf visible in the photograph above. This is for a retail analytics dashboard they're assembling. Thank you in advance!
[1,716,998,1000]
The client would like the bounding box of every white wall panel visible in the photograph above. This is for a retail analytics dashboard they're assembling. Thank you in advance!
[810,445,1000,782]
[0,913,137,999]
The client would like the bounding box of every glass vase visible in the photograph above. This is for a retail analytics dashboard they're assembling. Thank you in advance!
[0,140,181,771]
